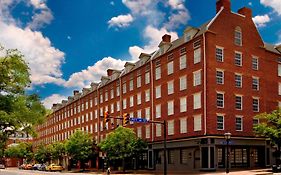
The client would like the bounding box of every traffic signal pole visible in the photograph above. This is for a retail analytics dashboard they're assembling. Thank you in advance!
[163,120,167,175]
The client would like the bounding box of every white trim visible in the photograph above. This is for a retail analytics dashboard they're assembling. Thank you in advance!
[231,12,246,18]
[207,7,224,30]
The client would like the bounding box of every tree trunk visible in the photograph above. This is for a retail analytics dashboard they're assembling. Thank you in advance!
[278,143,281,165]
[122,158,125,172]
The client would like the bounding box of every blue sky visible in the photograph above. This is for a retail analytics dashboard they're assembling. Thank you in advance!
[0,0,280,108]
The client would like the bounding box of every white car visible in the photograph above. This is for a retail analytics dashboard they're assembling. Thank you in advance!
[0,164,5,169]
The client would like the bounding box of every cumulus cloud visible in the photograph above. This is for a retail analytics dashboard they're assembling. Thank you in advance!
[108,14,134,28]
[260,0,281,15]
[129,25,178,60]
[253,14,271,27]
[64,57,126,88]
[42,94,67,109]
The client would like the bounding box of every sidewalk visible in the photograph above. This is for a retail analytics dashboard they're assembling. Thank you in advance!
[87,168,274,175]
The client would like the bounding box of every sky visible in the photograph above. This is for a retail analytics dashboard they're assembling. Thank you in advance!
[0,0,280,109]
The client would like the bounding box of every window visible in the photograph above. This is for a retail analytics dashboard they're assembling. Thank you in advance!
[180,76,187,91]
[137,110,142,118]
[155,67,161,80]
[235,116,243,131]
[235,52,242,66]
[168,120,174,135]
[252,77,259,91]
[253,98,259,112]
[137,76,141,88]
[216,70,224,84]
[167,61,174,75]
[110,89,114,99]
[130,96,134,107]
[145,72,150,84]
[167,81,174,95]
[234,27,242,46]
[123,99,127,109]
[137,93,141,105]
[194,48,201,64]
[252,57,259,70]
[194,115,202,131]
[216,47,224,62]
[180,118,187,133]
[116,101,120,111]
[193,92,201,109]
[156,124,161,137]
[110,103,114,113]
[129,80,134,91]
[193,70,202,86]
[155,104,161,118]
[167,101,174,115]
[235,74,242,88]
[278,64,281,77]
[145,90,150,102]
[168,150,175,164]
[253,118,259,126]
[217,115,224,130]
[180,97,187,112]
[155,85,161,99]
[180,55,187,70]
[279,83,281,95]
[217,92,224,108]
[100,94,103,103]
[145,107,150,120]
[235,95,243,110]
[145,125,150,139]
[137,127,142,138]
[116,86,120,96]
[123,83,127,94]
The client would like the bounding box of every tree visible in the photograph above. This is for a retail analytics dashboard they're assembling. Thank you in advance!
[34,144,52,164]
[65,130,95,171]
[4,142,33,163]
[50,142,66,165]
[98,126,147,171]
[0,46,46,158]
[254,109,281,165]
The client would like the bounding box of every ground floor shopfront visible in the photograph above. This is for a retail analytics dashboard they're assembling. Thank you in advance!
[148,136,273,172]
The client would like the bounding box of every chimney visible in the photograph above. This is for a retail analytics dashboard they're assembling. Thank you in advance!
[162,34,171,43]
[238,7,252,18]
[216,0,231,13]
[73,90,79,96]
[107,69,114,76]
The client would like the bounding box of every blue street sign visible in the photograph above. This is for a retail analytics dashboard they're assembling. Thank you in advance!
[130,118,149,123]
[220,141,233,145]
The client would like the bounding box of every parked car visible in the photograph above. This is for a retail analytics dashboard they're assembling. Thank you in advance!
[0,164,5,169]
[38,164,46,171]
[33,164,41,170]
[272,164,281,173]
[46,164,64,172]
[24,164,33,170]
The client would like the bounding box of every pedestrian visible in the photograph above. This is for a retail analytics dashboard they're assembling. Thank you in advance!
[107,167,111,175]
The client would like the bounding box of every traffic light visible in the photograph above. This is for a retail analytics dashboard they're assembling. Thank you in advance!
[123,113,130,126]
[104,111,110,123]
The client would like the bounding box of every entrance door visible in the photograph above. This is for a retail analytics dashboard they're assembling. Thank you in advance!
[194,149,200,169]
[148,150,153,169]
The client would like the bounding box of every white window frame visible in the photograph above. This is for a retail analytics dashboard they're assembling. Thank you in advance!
[180,118,187,134]
[167,100,174,116]
[155,104,161,118]
[253,97,260,112]
[216,92,224,108]
[168,120,175,135]
[137,93,142,105]
[180,76,187,91]
[167,80,174,95]
[235,115,243,131]
[155,67,161,80]
[235,73,242,88]
[145,72,150,84]
[180,55,187,70]
[193,92,202,109]
[194,48,201,64]
[130,96,134,107]
[193,70,202,86]
[216,69,224,85]
[194,115,202,131]
[235,95,243,110]
[234,51,242,66]
[217,114,224,130]
[167,61,174,75]
[180,97,187,112]
[216,46,224,62]
[145,89,150,102]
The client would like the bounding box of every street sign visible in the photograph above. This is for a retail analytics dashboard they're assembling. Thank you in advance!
[130,118,149,123]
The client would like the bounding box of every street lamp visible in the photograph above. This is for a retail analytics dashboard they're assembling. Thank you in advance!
[224,132,231,174]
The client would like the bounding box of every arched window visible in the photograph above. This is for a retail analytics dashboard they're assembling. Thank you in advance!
[234,26,242,46]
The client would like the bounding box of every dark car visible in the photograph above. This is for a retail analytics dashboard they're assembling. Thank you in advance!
[272,164,281,173]
[38,164,46,171]
[33,164,41,170]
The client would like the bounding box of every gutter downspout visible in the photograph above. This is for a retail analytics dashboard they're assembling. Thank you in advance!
[97,84,100,143]
[150,58,154,142]
[203,33,207,135]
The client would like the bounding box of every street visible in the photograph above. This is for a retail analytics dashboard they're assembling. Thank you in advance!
[1,168,281,175]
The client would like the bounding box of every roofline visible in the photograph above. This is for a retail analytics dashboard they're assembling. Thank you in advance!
[206,7,224,30]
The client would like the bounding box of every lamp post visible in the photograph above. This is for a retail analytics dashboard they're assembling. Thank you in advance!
[224,132,231,174]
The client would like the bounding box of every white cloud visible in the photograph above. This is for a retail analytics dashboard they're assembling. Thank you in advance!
[108,14,134,28]
[0,21,65,86]
[253,14,271,27]
[129,25,178,60]
[42,94,67,109]
[168,0,186,10]
[260,0,281,15]
[64,57,126,88]
[28,8,53,30]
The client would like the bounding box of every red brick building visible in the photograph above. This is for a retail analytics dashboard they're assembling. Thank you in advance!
[35,0,281,171]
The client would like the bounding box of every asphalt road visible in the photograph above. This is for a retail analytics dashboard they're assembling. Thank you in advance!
[0,168,93,175]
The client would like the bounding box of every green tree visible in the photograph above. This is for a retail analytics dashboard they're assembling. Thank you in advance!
[50,142,66,165]
[98,126,147,172]
[65,130,95,171]
[254,109,281,164]
[34,144,52,164]
[0,46,46,158]
[4,142,33,163]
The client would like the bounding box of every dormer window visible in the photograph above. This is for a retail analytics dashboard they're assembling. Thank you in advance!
[234,26,242,46]
[185,34,191,42]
